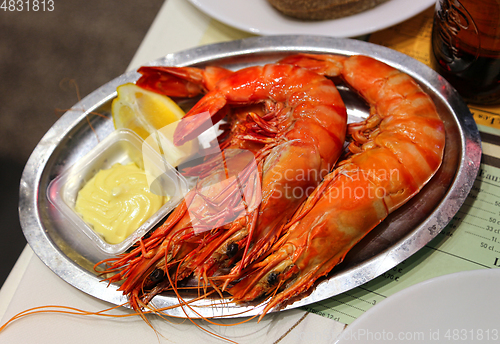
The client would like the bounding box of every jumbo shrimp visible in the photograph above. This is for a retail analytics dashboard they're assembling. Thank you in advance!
[98,62,348,312]
[229,55,445,318]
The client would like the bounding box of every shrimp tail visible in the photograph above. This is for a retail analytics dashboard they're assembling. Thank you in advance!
[173,91,230,146]
[136,65,233,98]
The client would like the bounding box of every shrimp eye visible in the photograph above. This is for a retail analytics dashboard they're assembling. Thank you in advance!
[267,272,279,285]
[226,243,239,258]
[150,268,165,283]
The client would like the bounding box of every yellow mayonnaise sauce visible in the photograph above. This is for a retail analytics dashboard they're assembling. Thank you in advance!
[75,162,166,244]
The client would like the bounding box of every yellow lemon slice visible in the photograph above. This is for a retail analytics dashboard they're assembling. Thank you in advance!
[112,83,197,167]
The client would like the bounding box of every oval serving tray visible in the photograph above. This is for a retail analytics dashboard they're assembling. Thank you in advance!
[19,35,481,318]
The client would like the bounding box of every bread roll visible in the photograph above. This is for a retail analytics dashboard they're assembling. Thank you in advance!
[268,0,389,20]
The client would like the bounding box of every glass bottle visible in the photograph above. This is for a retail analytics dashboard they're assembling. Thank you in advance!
[431,0,500,105]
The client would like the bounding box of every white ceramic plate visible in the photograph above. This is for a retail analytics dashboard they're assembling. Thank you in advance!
[334,269,500,343]
[187,0,435,37]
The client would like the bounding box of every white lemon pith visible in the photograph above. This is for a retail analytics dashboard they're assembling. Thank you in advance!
[112,83,197,167]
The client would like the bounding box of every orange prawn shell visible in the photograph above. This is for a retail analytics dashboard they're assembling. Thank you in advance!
[101,60,349,307]
[229,55,446,318]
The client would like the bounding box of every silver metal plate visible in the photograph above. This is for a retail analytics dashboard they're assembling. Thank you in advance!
[19,35,481,318]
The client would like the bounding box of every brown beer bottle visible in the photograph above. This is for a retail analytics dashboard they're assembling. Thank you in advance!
[431,0,500,105]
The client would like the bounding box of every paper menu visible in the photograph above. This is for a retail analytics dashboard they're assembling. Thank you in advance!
[303,7,500,324]
[368,7,435,67]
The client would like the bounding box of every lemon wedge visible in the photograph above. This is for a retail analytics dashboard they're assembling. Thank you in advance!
[112,83,197,167]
